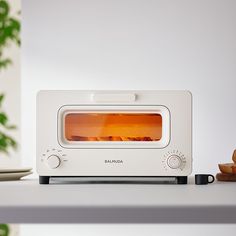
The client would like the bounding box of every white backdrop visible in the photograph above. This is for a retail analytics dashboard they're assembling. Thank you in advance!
[22,0,236,174]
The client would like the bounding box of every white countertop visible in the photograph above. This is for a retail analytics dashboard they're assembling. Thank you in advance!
[0,177,235,223]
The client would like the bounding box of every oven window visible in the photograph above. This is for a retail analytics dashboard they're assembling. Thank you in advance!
[64,113,162,142]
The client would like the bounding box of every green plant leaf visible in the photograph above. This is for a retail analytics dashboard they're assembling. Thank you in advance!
[0,94,4,106]
[0,112,8,126]
[0,18,20,46]
[0,131,17,154]
[0,0,9,20]
[5,124,16,129]
[0,224,10,236]
[0,58,12,69]
[0,94,17,154]
[0,133,8,153]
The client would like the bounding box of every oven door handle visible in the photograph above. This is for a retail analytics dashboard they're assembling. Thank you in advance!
[91,93,136,103]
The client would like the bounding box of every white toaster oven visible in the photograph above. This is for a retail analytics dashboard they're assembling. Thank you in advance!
[37,90,192,184]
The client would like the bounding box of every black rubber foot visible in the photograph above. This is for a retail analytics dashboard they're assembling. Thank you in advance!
[176,176,188,184]
[39,176,50,184]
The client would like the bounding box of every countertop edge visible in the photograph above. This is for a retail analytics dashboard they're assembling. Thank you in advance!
[0,205,235,224]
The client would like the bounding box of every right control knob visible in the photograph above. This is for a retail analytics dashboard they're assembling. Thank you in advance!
[167,155,182,169]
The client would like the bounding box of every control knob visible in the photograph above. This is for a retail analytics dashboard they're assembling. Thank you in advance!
[167,155,182,169]
[47,155,61,169]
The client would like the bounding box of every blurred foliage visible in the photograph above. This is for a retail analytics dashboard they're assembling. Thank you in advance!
[0,0,20,155]
[0,224,9,236]
[0,0,20,69]
[0,94,17,154]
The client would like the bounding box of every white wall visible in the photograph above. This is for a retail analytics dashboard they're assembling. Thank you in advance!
[22,0,236,174]
[20,224,236,236]
[0,0,21,167]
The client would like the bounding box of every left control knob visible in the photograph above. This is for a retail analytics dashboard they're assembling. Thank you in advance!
[47,155,61,169]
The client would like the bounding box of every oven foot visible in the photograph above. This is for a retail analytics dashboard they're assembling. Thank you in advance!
[176,176,188,184]
[39,176,50,184]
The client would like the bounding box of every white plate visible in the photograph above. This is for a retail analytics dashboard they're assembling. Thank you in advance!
[0,171,33,181]
[0,167,32,173]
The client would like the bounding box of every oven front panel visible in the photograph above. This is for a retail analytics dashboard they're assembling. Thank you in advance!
[36,90,192,176]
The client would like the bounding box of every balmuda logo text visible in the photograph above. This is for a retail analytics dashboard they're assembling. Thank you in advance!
[104,160,123,164]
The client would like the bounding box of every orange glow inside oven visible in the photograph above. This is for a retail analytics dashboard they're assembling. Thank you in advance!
[64,113,162,142]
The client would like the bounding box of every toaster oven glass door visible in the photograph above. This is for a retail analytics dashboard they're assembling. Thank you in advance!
[58,106,170,149]
[64,113,162,142]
